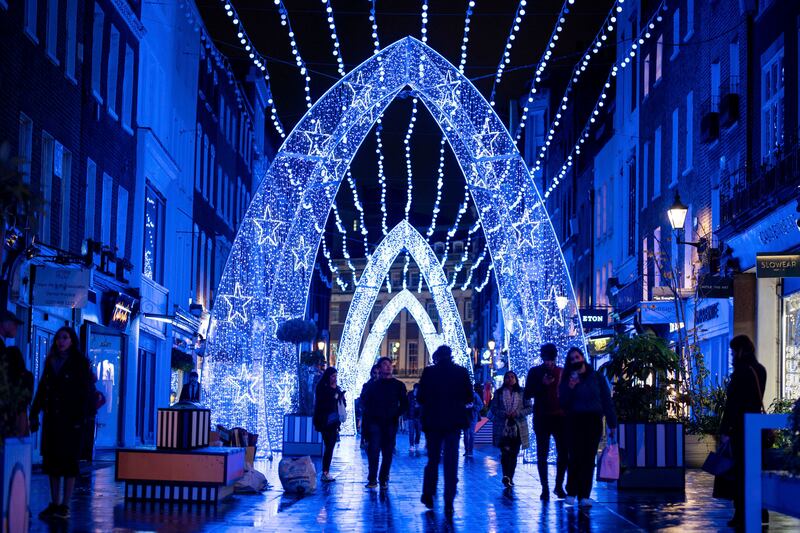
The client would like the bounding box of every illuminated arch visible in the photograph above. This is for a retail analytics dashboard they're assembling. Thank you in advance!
[359,289,442,377]
[204,37,584,450]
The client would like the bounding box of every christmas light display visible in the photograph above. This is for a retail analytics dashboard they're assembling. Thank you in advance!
[204,38,583,450]
[489,0,528,107]
[275,0,314,109]
[337,221,471,433]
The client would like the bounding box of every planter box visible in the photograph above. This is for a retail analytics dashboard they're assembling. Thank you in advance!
[617,422,685,490]
[762,471,800,519]
[282,415,323,457]
[1,438,31,533]
[685,434,718,469]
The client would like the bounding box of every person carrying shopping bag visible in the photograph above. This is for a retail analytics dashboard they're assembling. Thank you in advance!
[488,371,532,488]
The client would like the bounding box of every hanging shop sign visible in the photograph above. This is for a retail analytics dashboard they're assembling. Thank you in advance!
[727,202,800,271]
[101,291,140,331]
[639,301,679,324]
[580,309,608,329]
[756,253,800,278]
[32,266,90,308]
[698,275,734,298]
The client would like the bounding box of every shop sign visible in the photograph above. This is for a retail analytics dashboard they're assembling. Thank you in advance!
[639,301,678,324]
[726,202,800,271]
[756,253,800,278]
[698,275,734,298]
[580,309,608,329]
[696,302,719,325]
[32,266,90,308]
[101,291,139,331]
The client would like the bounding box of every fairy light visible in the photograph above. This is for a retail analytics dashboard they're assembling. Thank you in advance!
[275,1,313,109]
[321,231,348,291]
[345,169,370,259]
[461,242,488,290]
[426,137,447,239]
[421,0,429,43]
[369,0,381,54]
[474,263,494,293]
[457,0,476,74]
[489,0,528,107]
[331,201,358,285]
[375,121,388,236]
[544,2,666,198]
[323,0,347,77]
[513,0,576,143]
[440,185,470,266]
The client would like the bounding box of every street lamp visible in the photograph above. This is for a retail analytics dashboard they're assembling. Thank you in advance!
[487,339,496,351]
[317,340,326,353]
[667,191,689,231]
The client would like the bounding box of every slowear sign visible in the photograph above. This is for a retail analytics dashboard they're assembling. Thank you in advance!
[756,253,800,278]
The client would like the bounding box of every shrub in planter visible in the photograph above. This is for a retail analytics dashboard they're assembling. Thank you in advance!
[684,384,726,468]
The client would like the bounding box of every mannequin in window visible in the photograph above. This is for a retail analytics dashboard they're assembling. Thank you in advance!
[179,371,201,403]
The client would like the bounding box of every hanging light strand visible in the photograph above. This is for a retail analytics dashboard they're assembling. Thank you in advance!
[375,121,388,236]
[489,0,528,107]
[331,201,358,285]
[545,1,666,198]
[321,231,348,291]
[457,0,476,74]
[323,0,347,77]
[426,138,447,239]
[345,169,370,259]
[474,263,494,293]
[275,0,313,109]
[440,185,470,266]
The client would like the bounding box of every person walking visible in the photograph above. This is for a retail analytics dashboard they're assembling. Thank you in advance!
[0,310,33,437]
[178,371,202,402]
[30,326,94,521]
[463,385,484,457]
[559,347,617,508]
[406,383,422,453]
[524,343,567,500]
[489,370,531,488]
[357,364,380,450]
[361,357,408,490]
[313,366,346,483]
[719,335,769,528]
[418,346,473,514]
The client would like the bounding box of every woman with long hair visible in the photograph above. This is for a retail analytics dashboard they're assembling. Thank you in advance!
[489,370,531,488]
[719,335,769,527]
[559,346,617,508]
[313,366,346,482]
[30,326,94,521]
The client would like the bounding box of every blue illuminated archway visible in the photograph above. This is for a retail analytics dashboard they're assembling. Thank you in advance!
[205,37,585,450]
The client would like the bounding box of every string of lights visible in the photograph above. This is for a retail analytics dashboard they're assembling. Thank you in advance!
[369,0,381,54]
[449,219,482,289]
[529,0,624,172]
[457,0,476,74]
[512,0,575,143]
[402,98,419,287]
[345,169,370,259]
[331,201,358,285]
[461,241,488,290]
[323,0,347,77]
[375,122,389,236]
[321,231,348,291]
[489,0,528,108]
[426,137,447,239]
[440,185,470,266]
[217,1,287,139]
[545,1,666,198]
[274,0,313,109]
[473,263,494,293]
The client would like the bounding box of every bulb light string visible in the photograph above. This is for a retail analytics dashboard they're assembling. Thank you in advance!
[474,263,494,293]
[331,201,358,286]
[461,241,488,290]
[426,137,447,239]
[528,0,624,172]
[457,0,476,74]
[345,169,370,260]
[545,1,666,198]
[323,0,347,77]
[440,185,470,266]
[275,0,313,109]
[512,0,574,143]
[321,231,348,291]
[489,0,528,108]
[449,219,481,289]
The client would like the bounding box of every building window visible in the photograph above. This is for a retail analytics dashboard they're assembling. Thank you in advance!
[85,159,97,240]
[18,113,33,184]
[655,35,663,82]
[91,4,104,100]
[408,342,418,371]
[642,141,649,205]
[65,0,78,80]
[24,0,38,41]
[671,108,679,187]
[46,0,59,62]
[653,127,662,198]
[685,91,693,173]
[465,298,473,322]
[653,227,662,286]
[711,61,721,112]
[101,173,113,244]
[643,54,651,98]
[729,40,740,92]
[627,157,636,258]
[761,43,784,165]
[453,241,464,255]
[116,186,128,258]
[642,236,649,301]
[107,26,120,116]
[56,143,72,250]
[121,45,134,130]
[195,126,203,192]
[671,8,680,59]
[338,302,349,324]
[143,182,165,284]
[684,0,694,41]
[40,133,55,243]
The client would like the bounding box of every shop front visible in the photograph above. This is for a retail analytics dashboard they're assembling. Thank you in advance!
[685,298,734,385]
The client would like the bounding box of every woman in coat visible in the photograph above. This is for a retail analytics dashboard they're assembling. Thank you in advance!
[489,370,531,488]
[313,366,346,483]
[559,346,617,508]
[30,326,94,521]
[719,335,769,528]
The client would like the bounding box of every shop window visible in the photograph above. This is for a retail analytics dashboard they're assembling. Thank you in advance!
[136,347,157,444]
[89,332,123,447]
[143,182,165,284]
[784,293,800,399]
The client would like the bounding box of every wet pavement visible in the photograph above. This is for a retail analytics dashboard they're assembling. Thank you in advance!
[28,435,800,532]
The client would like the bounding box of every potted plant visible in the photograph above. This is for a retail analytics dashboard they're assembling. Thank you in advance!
[684,384,726,468]
[600,333,686,490]
[761,397,800,519]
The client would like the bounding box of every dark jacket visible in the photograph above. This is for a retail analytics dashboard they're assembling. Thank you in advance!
[558,366,617,428]
[417,360,473,433]
[523,364,564,417]
[488,388,532,448]
[362,378,408,427]
[0,339,34,436]
[720,361,767,437]
[313,385,346,432]
[179,381,201,402]
[406,390,422,420]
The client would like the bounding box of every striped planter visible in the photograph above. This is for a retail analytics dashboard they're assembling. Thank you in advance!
[157,407,211,450]
[124,482,232,503]
[616,422,685,490]
[282,415,323,456]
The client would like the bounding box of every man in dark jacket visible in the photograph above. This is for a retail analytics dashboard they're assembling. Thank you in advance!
[417,345,473,515]
[0,310,33,436]
[178,371,201,402]
[406,383,422,452]
[524,343,567,500]
[362,357,408,490]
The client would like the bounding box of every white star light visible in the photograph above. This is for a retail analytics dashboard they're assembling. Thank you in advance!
[539,285,566,327]
[292,235,315,272]
[432,70,461,113]
[224,363,260,408]
[512,207,542,248]
[254,206,285,246]
[472,118,500,159]
[276,372,295,409]
[346,73,373,112]
[471,161,499,190]
[300,120,332,157]
[221,282,253,325]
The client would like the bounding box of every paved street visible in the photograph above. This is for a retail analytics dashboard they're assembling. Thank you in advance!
[28,436,800,532]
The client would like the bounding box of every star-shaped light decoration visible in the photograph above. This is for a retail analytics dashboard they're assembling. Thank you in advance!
[538,285,566,327]
[512,206,542,248]
[432,70,461,114]
[292,235,315,272]
[254,205,285,247]
[346,72,374,113]
[221,282,253,325]
[276,371,295,410]
[471,161,500,191]
[321,153,348,184]
[224,363,260,408]
[472,117,500,159]
[300,120,332,157]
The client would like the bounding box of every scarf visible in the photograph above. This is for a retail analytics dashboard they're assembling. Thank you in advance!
[501,388,522,417]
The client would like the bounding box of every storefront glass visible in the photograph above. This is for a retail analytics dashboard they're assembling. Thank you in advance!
[782,292,800,400]
[88,332,123,448]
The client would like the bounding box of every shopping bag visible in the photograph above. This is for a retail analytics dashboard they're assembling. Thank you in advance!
[596,443,620,482]
[278,456,317,494]
[702,440,734,477]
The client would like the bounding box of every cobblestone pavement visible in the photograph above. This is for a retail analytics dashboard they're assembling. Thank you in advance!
[28,435,800,532]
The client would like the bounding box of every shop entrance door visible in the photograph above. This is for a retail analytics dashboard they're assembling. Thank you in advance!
[136,347,157,444]
[87,332,123,448]
[30,327,54,459]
